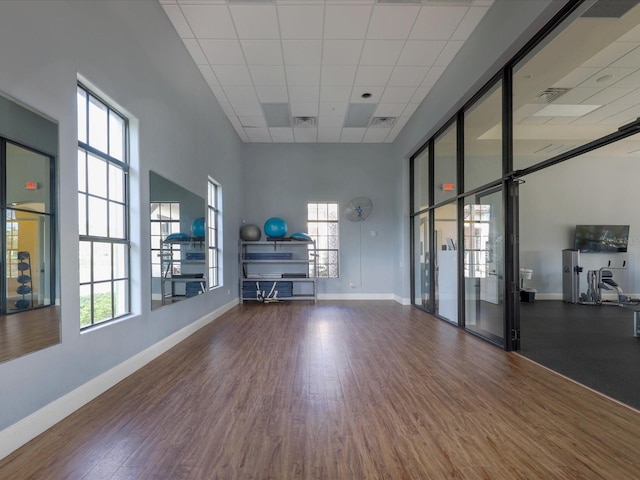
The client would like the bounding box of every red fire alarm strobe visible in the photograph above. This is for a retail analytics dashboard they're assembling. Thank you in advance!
[25,181,39,190]
[441,183,454,191]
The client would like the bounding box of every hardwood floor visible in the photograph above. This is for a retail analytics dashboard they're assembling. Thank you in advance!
[0,306,60,363]
[1,301,639,479]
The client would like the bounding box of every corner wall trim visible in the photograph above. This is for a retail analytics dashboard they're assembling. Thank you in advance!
[0,298,238,461]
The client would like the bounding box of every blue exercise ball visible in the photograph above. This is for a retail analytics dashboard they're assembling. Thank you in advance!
[191,217,205,238]
[264,217,287,238]
[240,224,261,241]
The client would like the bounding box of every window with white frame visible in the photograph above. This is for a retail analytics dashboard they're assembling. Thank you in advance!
[208,179,220,289]
[150,202,181,278]
[77,83,129,328]
[307,202,339,278]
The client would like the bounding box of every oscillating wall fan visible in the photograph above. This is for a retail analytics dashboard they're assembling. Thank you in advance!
[344,197,373,222]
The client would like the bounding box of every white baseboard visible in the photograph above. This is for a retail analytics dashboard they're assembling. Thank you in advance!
[0,298,238,461]
[393,294,411,305]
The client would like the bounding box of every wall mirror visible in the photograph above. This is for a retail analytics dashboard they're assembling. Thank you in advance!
[150,171,206,309]
[0,92,59,364]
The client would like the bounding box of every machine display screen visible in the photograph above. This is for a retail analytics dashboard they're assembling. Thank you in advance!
[574,225,630,253]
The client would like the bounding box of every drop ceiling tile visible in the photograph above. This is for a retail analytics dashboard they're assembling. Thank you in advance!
[319,102,348,117]
[610,46,640,68]
[434,41,464,66]
[367,5,420,40]
[360,40,404,65]
[611,87,640,105]
[409,6,467,40]
[286,66,321,86]
[282,40,322,65]
[324,5,372,39]
[388,66,428,87]
[181,5,236,38]
[269,127,295,142]
[581,68,636,88]
[318,115,346,128]
[294,128,318,142]
[609,69,640,89]
[552,67,601,88]
[322,40,364,66]
[582,42,638,68]
[212,65,253,85]
[223,86,259,103]
[397,40,446,66]
[422,66,446,86]
[354,66,393,86]
[318,128,342,143]
[374,103,406,117]
[241,40,283,66]
[255,86,289,103]
[183,39,208,65]
[197,64,219,85]
[200,39,245,65]
[245,127,272,142]
[238,115,267,128]
[451,6,489,41]
[572,103,630,125]
[278,5,324,39]
[288,86,320,103]
[229,5,279,39]
[340,128,366,142]
[321,66,357,86]
[230,102,264,117]
[380,86,417,103]
[553,87,602,105]
[162,5,194,38]
[290,102,319,116]
[363,128,390,143]
[249,66,286,86]
[320,86,352,103]
[597,106,637,126]
[586,87,634,105]
[350,86,384,103]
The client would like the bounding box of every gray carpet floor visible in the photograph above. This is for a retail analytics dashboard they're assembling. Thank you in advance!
[519,300,640,410]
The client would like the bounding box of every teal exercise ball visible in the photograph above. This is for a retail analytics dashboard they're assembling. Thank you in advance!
[191,217,205,238]
[264,217,287,238]
[240,224,261,241]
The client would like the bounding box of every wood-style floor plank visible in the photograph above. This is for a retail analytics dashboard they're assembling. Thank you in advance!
[1,301,639,479]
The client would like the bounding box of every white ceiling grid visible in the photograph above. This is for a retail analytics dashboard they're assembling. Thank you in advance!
[159,0,493,143]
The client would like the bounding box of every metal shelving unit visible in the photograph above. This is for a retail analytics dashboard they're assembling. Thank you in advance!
[239,239,317,303]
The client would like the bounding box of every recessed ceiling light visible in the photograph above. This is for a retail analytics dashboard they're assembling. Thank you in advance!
[361,92,372,99]
[596,74,615,83]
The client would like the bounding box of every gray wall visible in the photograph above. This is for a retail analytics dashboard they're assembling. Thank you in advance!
[0,0,242,431]
[242,144,399,296]
[520,153,640,297]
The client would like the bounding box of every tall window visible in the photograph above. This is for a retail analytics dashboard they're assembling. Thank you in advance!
[5,211,18,278]
[207,179,220,289]
[150,202,180,278]
[307,202,339,278]
[77,83,129,328]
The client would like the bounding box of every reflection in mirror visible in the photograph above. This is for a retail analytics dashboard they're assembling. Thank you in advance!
[150,171,206,309]
[0,93,59,364]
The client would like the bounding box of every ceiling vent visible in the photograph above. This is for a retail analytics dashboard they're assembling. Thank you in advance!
[533,87,571,104]
[293,116,317,127]
[369,117,397,128]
